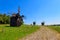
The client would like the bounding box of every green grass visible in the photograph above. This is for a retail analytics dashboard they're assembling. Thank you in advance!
[0,24,40,40]
[48,26,60,33]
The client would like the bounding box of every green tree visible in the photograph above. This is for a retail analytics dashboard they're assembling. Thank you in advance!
[0,13,10,24]
[41,22,45,26]
[33,21,36,25]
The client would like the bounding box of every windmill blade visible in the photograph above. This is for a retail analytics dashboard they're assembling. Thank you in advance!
[23,16,26,19]
[21,15,26,19]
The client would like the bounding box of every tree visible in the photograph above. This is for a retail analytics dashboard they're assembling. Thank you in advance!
[3,13,7,24]
[33,21,36,25]
[6,15,10,24]
[0,14,3,24]
[41,22,45,26]
[0,13,10,24]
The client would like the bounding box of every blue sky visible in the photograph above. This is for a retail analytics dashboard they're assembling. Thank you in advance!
[0,0,60,25]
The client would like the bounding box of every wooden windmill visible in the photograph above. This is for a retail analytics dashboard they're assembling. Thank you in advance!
[10,7,24,27]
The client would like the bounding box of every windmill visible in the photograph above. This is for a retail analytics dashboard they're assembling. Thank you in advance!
[10,7,25,27]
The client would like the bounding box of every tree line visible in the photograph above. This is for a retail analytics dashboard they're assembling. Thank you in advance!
[0,13,45,26]
[0,13,10,24]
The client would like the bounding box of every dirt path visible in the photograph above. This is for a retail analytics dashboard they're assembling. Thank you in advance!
[19,27,60,40]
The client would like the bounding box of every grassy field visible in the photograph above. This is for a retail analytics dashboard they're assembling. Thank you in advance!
[48,26,60,33]
[0,24,40,40]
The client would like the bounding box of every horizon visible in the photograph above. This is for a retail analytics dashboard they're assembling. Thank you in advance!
[0,0,60,25]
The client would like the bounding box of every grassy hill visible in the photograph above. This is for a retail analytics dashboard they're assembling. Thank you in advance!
[0,24,40,40]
